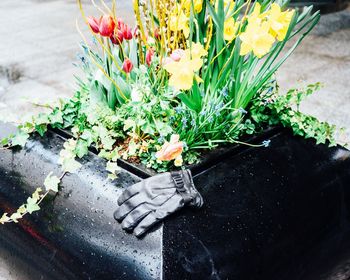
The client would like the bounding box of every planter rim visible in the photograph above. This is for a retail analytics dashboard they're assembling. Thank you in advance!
[50,126,283,178]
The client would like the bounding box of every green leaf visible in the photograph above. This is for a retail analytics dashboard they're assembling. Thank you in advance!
[106,161,120,180]
[44,172,60,192]
[35,113,50,125]
[62,158,82,173]
[75,139,89,158]
[11,130,29,147]
[123,118,136,132]
[1,137,10,146]
[0,213,10,224]
[94,126,115,151]
[80,129,94,146]
[26,197,41,214]
[10,212,23,223]
[35,124,48,137]
[49,110,64,125]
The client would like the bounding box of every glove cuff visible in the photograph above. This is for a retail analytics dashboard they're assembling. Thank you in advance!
[171,170,203,208]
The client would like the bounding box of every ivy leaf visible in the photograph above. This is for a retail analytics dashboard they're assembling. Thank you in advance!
[35,124,48,137]
[0,213,10,224]
[63,139,77,152]
[62,158,82,173]
[80,130,94,146]
[26,197,41,214]
[106,161,121,180]
[10,212,23,223]
[11,130,29,147]
[1,137,10,146]
[32,187,43,201]
[17,205,27,214]
[94,126,115,151]
[44,172,60,192]
[124,118,136,131]
[75,139,89,158]
[49,110,64,125]
[19,122,35,134]
[35,113,50,125]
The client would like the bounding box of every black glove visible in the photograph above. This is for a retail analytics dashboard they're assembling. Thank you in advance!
[114,169,203,237]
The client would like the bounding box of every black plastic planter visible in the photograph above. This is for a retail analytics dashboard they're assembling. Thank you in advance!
[1,122,350,279]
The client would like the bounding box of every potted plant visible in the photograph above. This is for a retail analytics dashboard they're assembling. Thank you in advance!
[1,0,349,279]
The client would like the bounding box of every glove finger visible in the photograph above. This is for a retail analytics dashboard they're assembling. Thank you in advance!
[121,204,153,230]
[134,195,183,237]
[117,181,144,206]
[114,193,145,221]
[121,193,175,230]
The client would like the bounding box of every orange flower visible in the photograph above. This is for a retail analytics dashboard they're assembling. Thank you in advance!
[156,135,184,161]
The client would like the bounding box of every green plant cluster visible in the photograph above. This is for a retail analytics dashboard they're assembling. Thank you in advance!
[250,82,339,146]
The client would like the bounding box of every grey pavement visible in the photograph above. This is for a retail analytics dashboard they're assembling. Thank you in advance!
[0,1,349,279]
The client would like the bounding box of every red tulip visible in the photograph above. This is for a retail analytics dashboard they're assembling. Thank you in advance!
[99,15,115,37]
[121,24,133,40]
[87,16,100,34]
[122,58,133,73]
[146,49,154,66]
[110,30,124,45]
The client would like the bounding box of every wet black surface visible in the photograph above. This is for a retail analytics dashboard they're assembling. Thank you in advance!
[163,132,350,279]
[1,123,350,279]
[0,123,162,280]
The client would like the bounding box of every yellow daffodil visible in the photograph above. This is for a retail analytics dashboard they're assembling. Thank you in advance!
[267,3,294,41]
[248,3,265,24]
[182,0,203,14]
[186,42,208,59]
[224,17,240,41]
[240,19,275,58]
[169,5,190,38]
[164,43,207,90]
[164,57,203,90]
[164,58,199,90]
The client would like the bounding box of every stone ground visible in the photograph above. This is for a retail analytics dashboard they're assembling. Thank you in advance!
[0,0,349,279]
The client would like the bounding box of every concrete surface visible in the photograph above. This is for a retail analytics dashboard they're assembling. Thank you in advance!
[0,0,349,279]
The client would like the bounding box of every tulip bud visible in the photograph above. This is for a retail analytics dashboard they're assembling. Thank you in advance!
[154,28,161,40]
[170,49,185,62]
[122,58,133,73]
[146,49,154,66]
[99,15,116,37]
[87,16,100,34]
